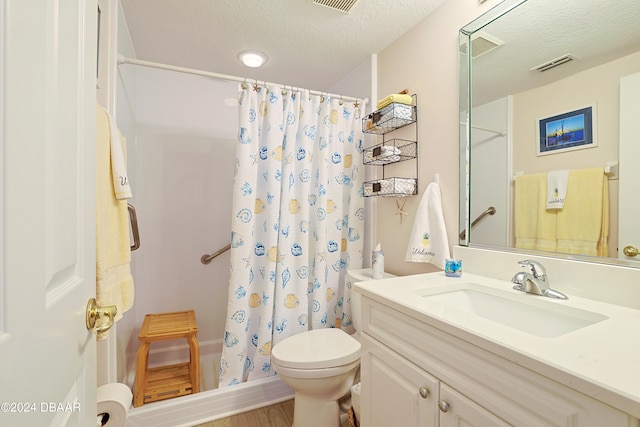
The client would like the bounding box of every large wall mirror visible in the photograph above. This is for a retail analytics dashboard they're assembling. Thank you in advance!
[459,0,640,267]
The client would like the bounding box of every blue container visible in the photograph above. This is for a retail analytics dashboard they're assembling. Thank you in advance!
[445,258,462,277]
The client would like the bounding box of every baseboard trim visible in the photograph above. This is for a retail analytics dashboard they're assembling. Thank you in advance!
[124,376,294,427]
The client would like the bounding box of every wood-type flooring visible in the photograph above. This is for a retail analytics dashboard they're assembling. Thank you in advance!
[193,399,294,427]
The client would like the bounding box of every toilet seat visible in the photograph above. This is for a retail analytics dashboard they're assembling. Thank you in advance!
[271,328,360,369]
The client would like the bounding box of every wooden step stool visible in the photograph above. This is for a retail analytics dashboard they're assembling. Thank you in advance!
[134,310,200,407]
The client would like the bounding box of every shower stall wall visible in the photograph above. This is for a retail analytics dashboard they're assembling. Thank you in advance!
[121,66,238,387]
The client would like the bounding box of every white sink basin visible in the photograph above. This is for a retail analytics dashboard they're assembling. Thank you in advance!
[417,284,608,338]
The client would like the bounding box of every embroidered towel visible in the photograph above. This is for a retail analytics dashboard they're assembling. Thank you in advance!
[102,107,132,200]
[546,169,569,209]
[405,174,450,269]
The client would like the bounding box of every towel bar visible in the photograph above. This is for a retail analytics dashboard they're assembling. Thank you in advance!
[128,204,140,251]
[512,161,619,181]
[459,206,496,239]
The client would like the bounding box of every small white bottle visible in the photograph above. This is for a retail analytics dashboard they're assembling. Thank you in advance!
[372,243,384,279]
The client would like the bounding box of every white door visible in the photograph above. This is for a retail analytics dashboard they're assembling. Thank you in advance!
[618,72,640,262]
[0,1,97,426]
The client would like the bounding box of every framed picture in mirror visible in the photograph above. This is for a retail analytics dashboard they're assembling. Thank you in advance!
[536,105,597,156]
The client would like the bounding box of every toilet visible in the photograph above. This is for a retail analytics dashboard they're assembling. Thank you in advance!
[271,328,361,427]
[347,268,396,341]
[271,269,396,427]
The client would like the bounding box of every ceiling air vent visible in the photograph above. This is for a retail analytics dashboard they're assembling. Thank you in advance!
[459,32,503,58]
[531,54,577,72]
[313,0,359,13]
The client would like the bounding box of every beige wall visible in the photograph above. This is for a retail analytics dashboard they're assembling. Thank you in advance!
[374,0,501,275]
[512,51,640,257]
[513,52,640,173]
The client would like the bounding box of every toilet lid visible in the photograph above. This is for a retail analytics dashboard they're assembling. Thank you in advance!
[271,328,361,369]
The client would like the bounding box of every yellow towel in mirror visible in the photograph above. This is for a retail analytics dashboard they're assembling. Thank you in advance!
[556,168,608,256]
[514,173,557,252]
[514,168,609,257]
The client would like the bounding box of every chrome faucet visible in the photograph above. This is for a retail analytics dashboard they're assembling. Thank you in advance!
[511,260,568,300]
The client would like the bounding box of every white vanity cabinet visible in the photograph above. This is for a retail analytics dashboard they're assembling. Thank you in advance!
[361,334,509,426]
[361,334,439,426]
[359,296,633,427]
[439,383,510,427]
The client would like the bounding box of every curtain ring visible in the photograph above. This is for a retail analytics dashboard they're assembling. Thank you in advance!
[263,81,269,94]
[241,78,248,90]
[339,95,344,106]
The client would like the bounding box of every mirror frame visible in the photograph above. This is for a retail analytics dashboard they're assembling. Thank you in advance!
[458,0,640,269]
[458,0,525,248]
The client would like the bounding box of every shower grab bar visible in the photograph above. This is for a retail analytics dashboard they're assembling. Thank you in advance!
[459,206,496,240]
[128,204,141,251]
[201,244,231,265]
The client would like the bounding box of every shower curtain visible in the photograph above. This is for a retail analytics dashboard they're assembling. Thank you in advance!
[219,84,366,386]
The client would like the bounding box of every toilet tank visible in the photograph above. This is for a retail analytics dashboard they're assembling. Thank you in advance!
[347,268,396,334]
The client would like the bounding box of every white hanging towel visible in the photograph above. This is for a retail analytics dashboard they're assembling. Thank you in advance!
[546,169,569,209]
[100,105,132,200]
[405,174,450,269]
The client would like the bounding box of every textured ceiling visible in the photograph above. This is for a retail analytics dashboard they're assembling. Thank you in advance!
[468,0,640,106]
[120,0,640,103]
[119,0,446,93]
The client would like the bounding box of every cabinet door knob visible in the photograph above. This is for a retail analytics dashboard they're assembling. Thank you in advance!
[418,387,429,399]
[438,400,450,413]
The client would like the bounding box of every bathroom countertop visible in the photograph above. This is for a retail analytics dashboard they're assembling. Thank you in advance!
[353,272,640,419]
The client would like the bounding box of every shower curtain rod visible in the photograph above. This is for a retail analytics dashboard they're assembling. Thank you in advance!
[117,56,368,104]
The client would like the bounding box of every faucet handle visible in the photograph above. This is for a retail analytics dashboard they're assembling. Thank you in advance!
[517,260,547,279]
